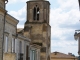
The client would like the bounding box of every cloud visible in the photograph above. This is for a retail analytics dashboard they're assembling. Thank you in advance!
[51,40,77,48]
[20,0,29,2]
[58,0,79,9]
[8,5,26,26]
[8,0,17,4]
[7,0,29,4]
[51,27,75,40]
[17,25,24,28]
[50,9,80,26]
[50,0,80,56]
[8,5,27,28]
[51,40,78,55]
[50,0,80,41]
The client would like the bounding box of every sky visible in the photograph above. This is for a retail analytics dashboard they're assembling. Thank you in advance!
[6,0,80,56]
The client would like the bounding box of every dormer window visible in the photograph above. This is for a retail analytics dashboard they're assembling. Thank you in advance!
[33,5,40,21]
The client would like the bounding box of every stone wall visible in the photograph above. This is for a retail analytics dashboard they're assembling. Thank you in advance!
[3,53,16,60]
[0,12,4,60]
[3,14,18,60]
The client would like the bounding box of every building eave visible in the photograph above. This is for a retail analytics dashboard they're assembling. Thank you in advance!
[17,34,31,42]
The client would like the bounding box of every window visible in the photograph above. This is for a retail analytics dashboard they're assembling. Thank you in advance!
[37,7,39,20]
[4,36,8,52]
[12,38,15,53]
[18,41,23,60]
[19,41,22,53]
[30,50,37,60]
[33,5,40,21]
[26,46,29,60]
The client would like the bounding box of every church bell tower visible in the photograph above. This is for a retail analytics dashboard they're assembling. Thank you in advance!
[24,0,51,60]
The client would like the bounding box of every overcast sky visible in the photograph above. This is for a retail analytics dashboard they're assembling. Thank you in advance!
[6,0,80,56]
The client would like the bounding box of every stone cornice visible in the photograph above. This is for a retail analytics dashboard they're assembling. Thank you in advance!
[17,34,31,42]
[4,31,9,35]
[30,44,41,49]
[0,7,7,13]
[5,14,19,27]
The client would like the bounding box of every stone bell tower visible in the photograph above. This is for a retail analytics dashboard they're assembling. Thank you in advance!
[24,0,51,60]
[0,0,8,60]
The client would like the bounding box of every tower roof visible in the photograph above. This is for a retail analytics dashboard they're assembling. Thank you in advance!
[30,0,46,1]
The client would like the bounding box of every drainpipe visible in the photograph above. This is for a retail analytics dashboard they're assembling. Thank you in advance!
[2,1,8,60]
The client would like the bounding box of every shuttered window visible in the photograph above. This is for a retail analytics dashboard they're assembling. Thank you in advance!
[12,38,15,53]
[30,50,37,60]
[4,36,8,52]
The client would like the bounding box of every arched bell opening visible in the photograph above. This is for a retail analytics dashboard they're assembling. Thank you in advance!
[33,5,40,21]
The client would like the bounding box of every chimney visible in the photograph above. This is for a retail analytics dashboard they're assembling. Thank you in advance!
[68,53,72,56]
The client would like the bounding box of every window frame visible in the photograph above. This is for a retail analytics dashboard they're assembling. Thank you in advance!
[12,37,15,53]
[33,5,40,21]
[4,36,8,53]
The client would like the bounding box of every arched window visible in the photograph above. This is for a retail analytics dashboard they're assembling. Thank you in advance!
[37,7,39,20]
[33,7,36,20]
[33,5,40,21]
